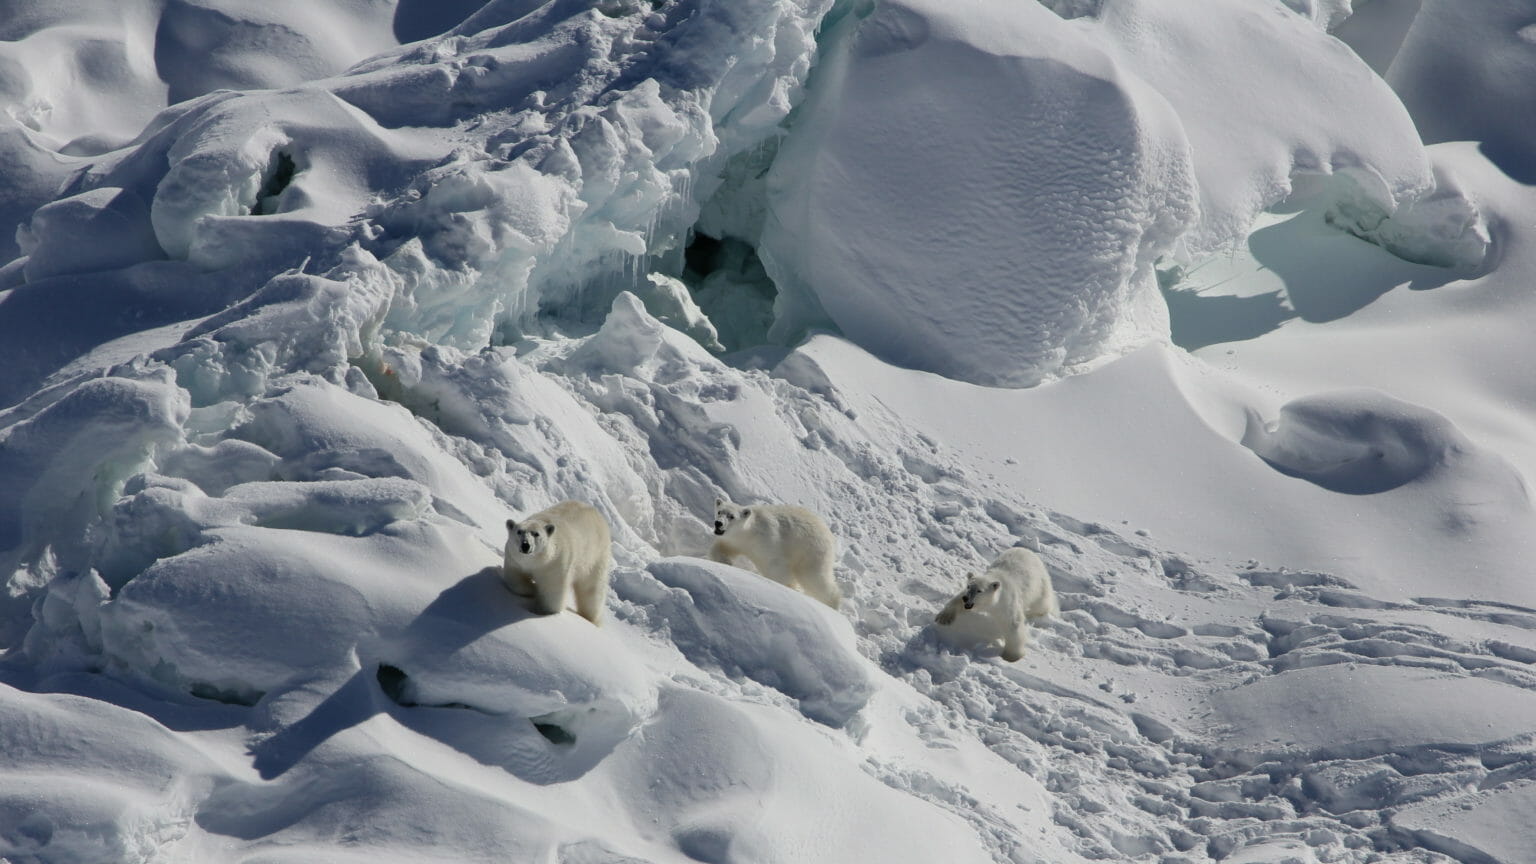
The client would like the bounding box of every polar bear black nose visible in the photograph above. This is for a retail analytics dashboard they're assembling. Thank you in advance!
[520,542,532,553]
[714,521,724,533]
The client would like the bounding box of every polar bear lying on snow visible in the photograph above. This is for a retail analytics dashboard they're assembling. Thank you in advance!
[504,500,612,625]
[936,547,1058,661]
[708,496,842,609]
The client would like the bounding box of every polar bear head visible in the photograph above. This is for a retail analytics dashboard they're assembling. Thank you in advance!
[506,517,557,559]
[959,572,1003,611]
[712,497,753,537]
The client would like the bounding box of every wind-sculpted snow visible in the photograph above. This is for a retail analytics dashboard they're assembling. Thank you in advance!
[1097,0,1436,253]
[1241,388,1530,499]
[5,0,832,355]
[1383,0,1536,180]
[761,0,1199,387]
[5,1,1536,862]
[625,558,876,727]
[757,0,1479,388]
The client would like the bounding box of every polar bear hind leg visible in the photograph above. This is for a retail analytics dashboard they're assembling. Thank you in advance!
[753,554,801,590]
[574,565,608,626]
[1000,619,1029,662]
[797,557,842,609]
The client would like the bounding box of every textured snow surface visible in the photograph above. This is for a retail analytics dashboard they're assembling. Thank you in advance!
[3,0,1536,862]
[759,0,1198,386]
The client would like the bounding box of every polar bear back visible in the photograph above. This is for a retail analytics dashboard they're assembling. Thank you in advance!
[989,547,1058,619]
[737,504,834,565]
[518,499,611,577]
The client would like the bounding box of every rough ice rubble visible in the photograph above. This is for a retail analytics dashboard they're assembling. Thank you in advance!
[4,291,1023,861]
[6,0,833,355]
[3,3,1535,863]
[0,372,188,642]
[0,0,442,265]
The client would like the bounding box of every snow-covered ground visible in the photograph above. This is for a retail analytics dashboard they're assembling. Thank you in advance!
[3,1,1535,862]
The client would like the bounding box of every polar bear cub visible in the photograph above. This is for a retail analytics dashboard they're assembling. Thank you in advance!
[504,500,612,625]
[935,547,1058,661]
[708,497,842,609]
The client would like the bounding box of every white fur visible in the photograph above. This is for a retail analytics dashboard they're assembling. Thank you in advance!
[503,500,613,625]
[935,547,1058,662]
[708,497,842,609]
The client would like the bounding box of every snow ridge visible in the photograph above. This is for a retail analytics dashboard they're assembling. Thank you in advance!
[3,1,1536,862]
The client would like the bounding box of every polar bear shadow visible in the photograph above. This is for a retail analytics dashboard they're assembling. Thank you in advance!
[408,565,541,654]
[376,566,620,785]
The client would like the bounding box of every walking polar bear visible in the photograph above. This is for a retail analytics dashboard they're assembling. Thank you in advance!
[708,497,842,609]
[504,500,612,626]
[936,547,1058,661]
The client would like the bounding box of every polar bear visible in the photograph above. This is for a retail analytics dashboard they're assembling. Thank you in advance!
[708,496,842,609]
[935,547,1058,661]
[504,500,612,625]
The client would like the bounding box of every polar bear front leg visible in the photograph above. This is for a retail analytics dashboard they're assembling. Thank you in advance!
[935,594,965,626]
[504,566,537,598]
[531,569,569,616]
[708,538,739,565]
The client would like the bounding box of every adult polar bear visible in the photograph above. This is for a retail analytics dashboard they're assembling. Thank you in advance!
[936,547,1058,661]
[504,500,612,625]
[709,497,842,609]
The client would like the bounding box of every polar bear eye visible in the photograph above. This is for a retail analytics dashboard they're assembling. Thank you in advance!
[991,581,1001,591]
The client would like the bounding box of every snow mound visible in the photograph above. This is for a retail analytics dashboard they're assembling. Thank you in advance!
[1241,388,1529,501]
[0,684,222,862]
[0,372,188,639]
[622,557,875,727]
[1098,0,1435,252]
[602,687,993,864]
[1385,0,1536,180]
[6,1,1536,861]
[15,187,164,281]
[761,0,1197,387]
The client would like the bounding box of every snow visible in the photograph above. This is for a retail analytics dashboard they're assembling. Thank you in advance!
[625,557,875,727]
[1384,0,1536,181]
[3,0,1536,862]
[760,0,1198,386]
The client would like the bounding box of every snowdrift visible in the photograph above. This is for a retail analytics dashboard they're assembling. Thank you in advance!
[2,1,1536,862]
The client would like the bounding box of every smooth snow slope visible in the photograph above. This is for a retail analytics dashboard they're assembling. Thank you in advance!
[3,1,1536,863]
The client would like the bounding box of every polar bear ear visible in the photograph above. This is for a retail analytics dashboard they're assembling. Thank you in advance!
[545,523,556,536]
[505,518,516,531]
[740,508,751,518]
[715,497,725,507]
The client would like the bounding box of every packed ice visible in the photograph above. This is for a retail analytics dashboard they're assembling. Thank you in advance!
[3,0,1536,862]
